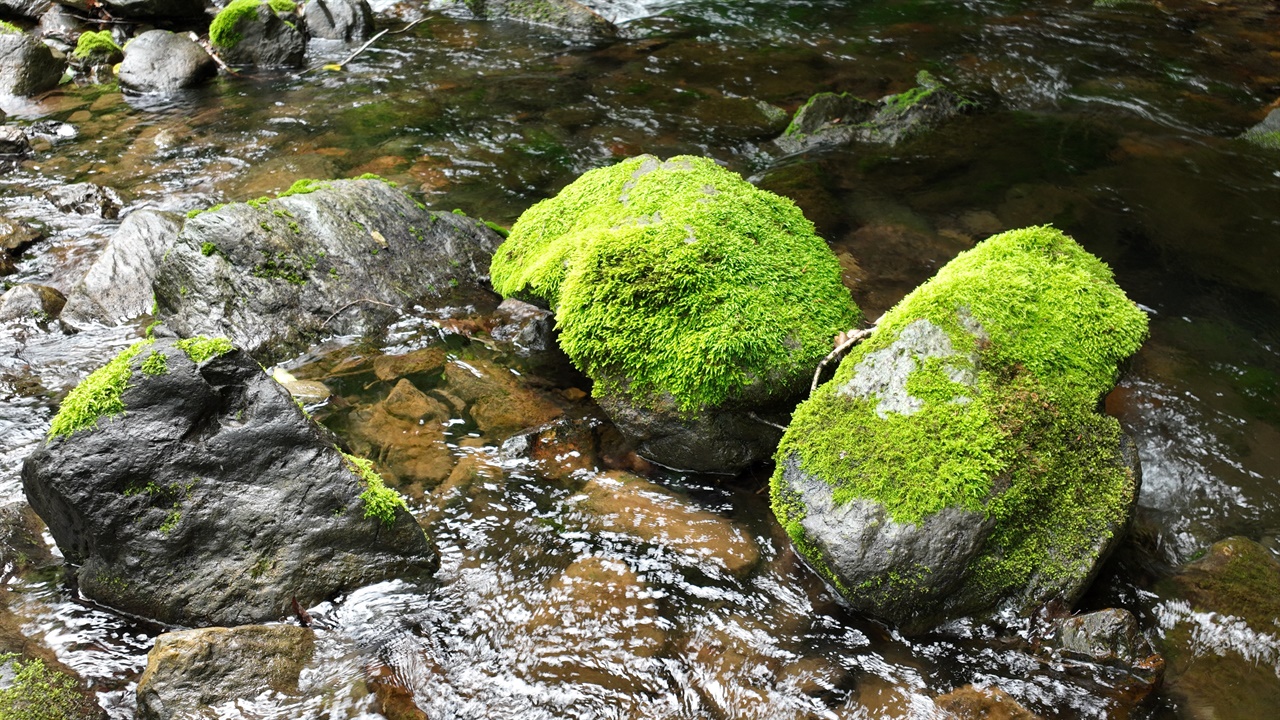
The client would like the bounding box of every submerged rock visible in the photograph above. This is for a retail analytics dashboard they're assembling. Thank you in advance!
[43,182,123,218]
[155,178,503,361]
[22,337,437,626]
[1241,107,1280,150]
[135,625,315,719]
[772,226,1148,632]
[118,30,218,94]
[934,685,1039,720]
[0,27,65,97]
[774,71,971,154]
[0,283,65,323]
[464,0,616,38]
[210,0,306,69]
[489,155,860,473]
[62,210,182,327]
[303,0,375,43]
[1039,607,1164,704]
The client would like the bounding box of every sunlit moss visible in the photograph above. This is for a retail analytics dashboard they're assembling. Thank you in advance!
[0,654,93,720]
[140,350,169,376]
[0,21,21,34]
[210,0,296,49]
[175,336,233,363]
[340,452,408,527]
[47,339,153,440]
[490,154,860,415]
[71,30,122,61]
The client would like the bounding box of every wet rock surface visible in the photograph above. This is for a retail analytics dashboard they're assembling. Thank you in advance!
[215,3,307,69]
[135,625,315,719]
[61,210,181,327]
[0,125,30,157]
[466,0,617,37]
[43,182,123,219]
[0,283,65,323]
[0,29,64,97]
[22,337,437,626]
[155,178,503,362]
[304,0,376,43]
[118,30,219,94]
[934,685,1040,719]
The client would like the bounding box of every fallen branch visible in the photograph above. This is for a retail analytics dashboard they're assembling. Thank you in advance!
[296,18,427,76]
[810,327,875,394]
[192,33,242,78]
[748,412,788,432]
[323,298,398,326]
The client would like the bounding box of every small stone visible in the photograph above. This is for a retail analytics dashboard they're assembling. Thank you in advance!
[0,283,66,323]
[0,125,31,156]
[44,182,123,218]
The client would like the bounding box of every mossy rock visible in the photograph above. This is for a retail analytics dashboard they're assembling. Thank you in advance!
[71,31,123,66]
[490,154,861,472]
[772,225,1148,632]
[209,0,304,68]
[0,653,104,720]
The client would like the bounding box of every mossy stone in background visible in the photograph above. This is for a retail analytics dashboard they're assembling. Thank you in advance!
[490,154,861,472]
[772,225,1149,632]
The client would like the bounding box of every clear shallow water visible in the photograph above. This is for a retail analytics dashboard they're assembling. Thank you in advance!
[2,0,1280,717]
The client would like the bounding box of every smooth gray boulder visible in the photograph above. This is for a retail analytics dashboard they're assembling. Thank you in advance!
[155,178,503,362]
[119,30,218,94]
[62,210,181,327]
[22,337,438,626]
[302,0,374,43]
[0,28,65,97]
[136,625,315,720]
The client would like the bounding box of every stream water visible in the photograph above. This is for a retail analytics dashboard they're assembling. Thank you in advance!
[2,0,1280,717]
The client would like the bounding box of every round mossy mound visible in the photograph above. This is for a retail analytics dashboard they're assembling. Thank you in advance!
[771,225,1149,622]
[72,30,123,63]
[490,154,861,415]
[210,0,296,49]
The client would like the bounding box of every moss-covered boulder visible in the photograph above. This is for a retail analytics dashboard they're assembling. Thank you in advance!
[490,155,861,472]
[771,225,1148,632]
[70,30,122,67]
[209,0,305,69]
[22,336,437,627]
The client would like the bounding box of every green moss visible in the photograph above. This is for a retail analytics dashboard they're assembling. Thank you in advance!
[483,219,510,237]
[210,0,294,49]
[340,452,408,527]
[253,251,307,285]
[71,30,122,61]
[0,21,21,34]
[47,339,153,440]
[773,225,1148,596]
[268,0,296,12]
[186,203,226,219]
[175,336,233,363]
[1243,129,1280,150]
[159,508,181,534]
[882,70,944,113]
[0,655,92,720]
[140,350,168,376]
[490,155,860,414]
[352,172,397,187]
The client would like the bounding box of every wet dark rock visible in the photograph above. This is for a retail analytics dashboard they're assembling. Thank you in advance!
[934,685,1040,719]
[1156,536,1280,718]
[213,2,306,69]
[465,0,617,38]
[155,178,503,362]
[118,30,218,94]
[22,337,437,626]
[490,298,557,357]
[98,0,206,19]
[1036,608,1165,705]
[0,283,66,323]
[37,4,83,49]
[774,71,971,154]
[0,216,40,276]
[135,625,315,720]
[1241,107,1280,149]
[61,210,182,327]
[0,0,52,19]
[303,0,375,43]
[43,182,123,218]
[440,355,564,437]
[0,29,66,97]
[0,125,30,156]
[499,415,638,482]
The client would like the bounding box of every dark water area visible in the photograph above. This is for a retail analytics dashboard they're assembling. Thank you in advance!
[2,0,1280,717]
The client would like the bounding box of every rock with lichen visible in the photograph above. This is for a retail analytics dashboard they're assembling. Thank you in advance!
[774,71,972,154]
[489,154,861,473]
[772,225,1148,633]
[155,177,503,362]
[0,25,65,97]
[209,0,306,69]
[22,336,436,627]
[1242,108,1280,150]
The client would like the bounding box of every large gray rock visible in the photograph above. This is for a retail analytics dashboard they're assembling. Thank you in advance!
[62,210,181,327]
[136,625,315,720]
[0,0,51,19]
[775,71,970,154]
[464,0,616,38]
[118,30,218,94]
[155,178,503,362]
[37,3,82,49]
[212,2,306,69]
[98,0,205,19]
[0,29,65,97]
[0,282,65,323]
[302,0,374,43]
[22,337,438,626]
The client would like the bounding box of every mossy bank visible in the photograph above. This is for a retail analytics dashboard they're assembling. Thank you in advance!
[772,225,1148,631]
[489,154,861,471]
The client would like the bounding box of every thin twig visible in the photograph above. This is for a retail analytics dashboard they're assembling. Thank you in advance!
[193,34,242,78]
[748,412,788,432]
[323,298,398,326]
[810,327,874,393]
[296,18,426,77]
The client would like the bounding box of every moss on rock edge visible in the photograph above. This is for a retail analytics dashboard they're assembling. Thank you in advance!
[489,154,860,415]
[71,31,122,61]
[772,225,1148,612]
[210,0,297,49]
[47,339,153,440]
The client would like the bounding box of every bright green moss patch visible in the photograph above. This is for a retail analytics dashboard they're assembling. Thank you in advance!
[0,654,92,720]
[773,225,1147,597]
[491,155,860,414]
[352,172,397,186]
[175,336,233,363]
[341,452,408,527]
[268,0,297,12]
[140,350,169,376]
[210,0,294,50]
[1243,129,1280,150]
[47,339,153,440]
[72,30,122,61]
[0,21,21,34]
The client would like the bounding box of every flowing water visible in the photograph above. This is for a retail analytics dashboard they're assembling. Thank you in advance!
[2,0,1280,717]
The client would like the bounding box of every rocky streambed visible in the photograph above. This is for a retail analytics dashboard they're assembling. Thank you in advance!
[3,0,1280,718]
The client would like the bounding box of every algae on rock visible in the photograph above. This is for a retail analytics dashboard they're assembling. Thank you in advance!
[772,225,1148,631]
[490,154,860,471]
